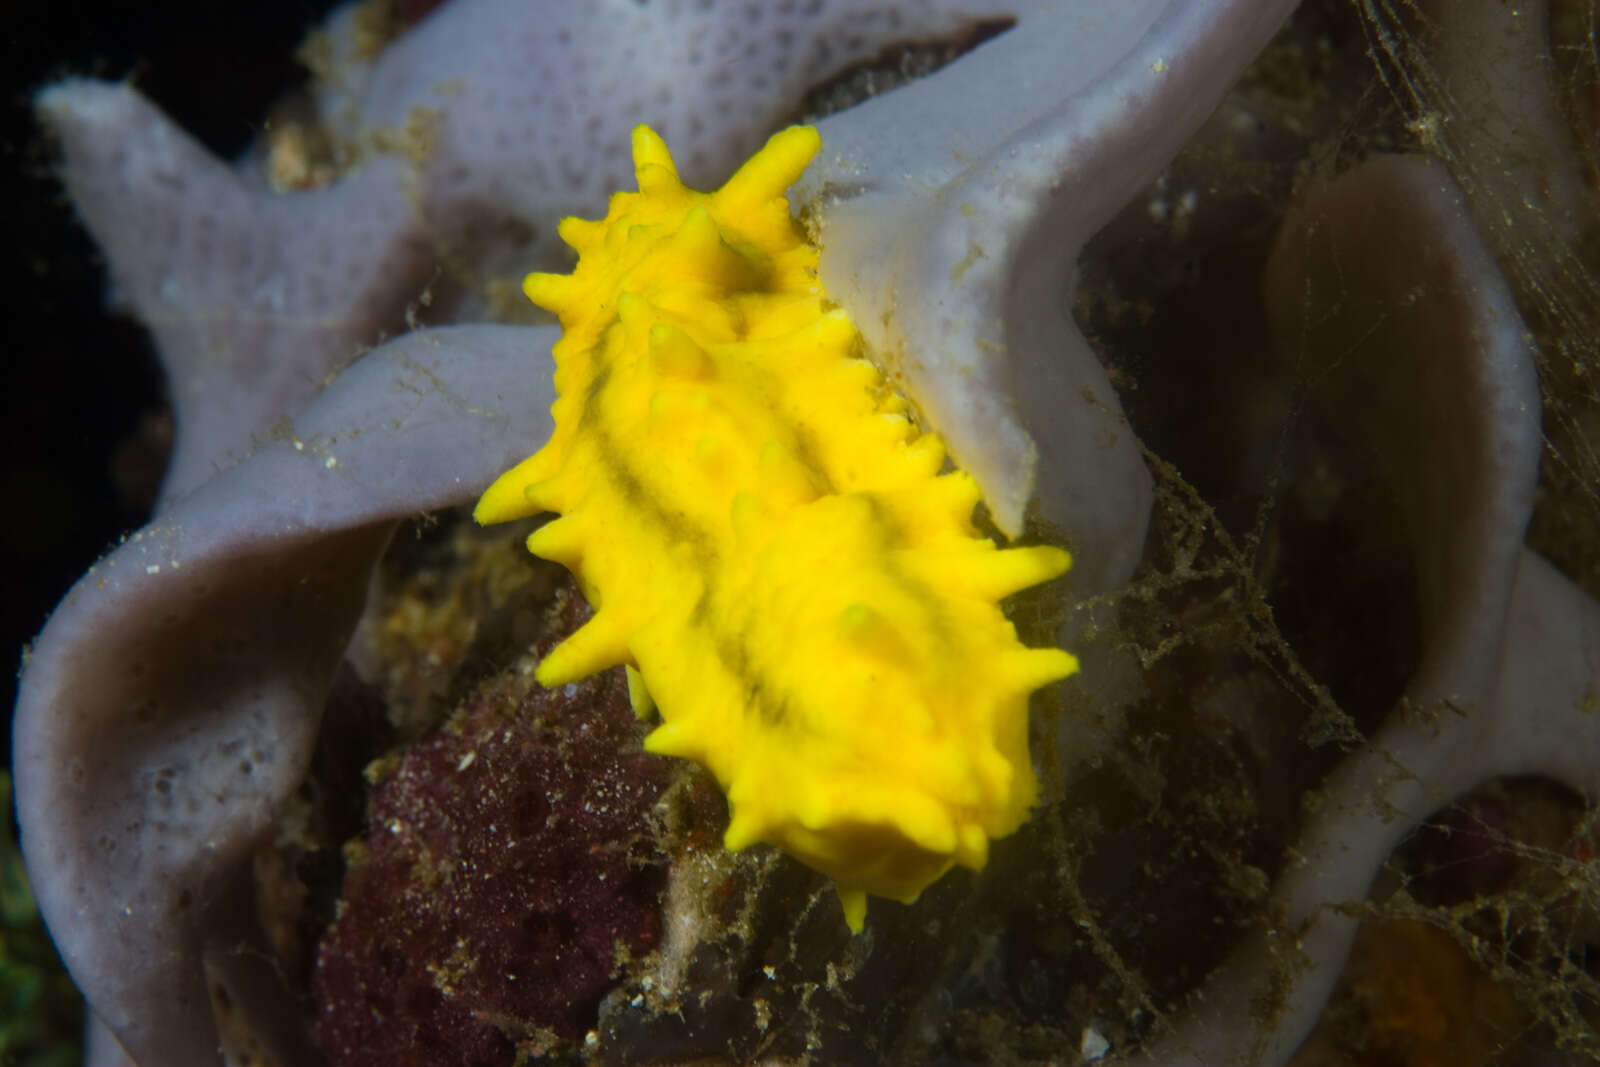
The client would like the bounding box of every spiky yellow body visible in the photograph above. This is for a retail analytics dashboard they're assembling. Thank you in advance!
[475,125,1076,931]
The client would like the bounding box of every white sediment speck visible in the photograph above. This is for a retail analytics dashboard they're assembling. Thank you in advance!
[1080,1027,1110,1061]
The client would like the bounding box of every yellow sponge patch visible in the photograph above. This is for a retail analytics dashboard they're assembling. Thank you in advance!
[476,124,1077,931]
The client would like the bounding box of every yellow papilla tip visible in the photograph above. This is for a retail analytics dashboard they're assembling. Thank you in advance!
[837,602,879,639]
[716,125,822,209]
[757,442,819,508]
[673,203,725,252]
[939,467,978,505]
[977,748,1014,803]
[767,307,857,364]
[474,453,548,525]
[645,720,698,759]
[631,125,679,183]
[723,809,764,852]
[945,543,1071,602]
[837,888,867,934]
[617,290,650,325]
[535,611,631,686]
[813,308,857,346]
[556,216,603,253]
[1008,647,1080,695]
[523,271,573,314]
[904,435,949,480]
[836,602,913,664]
[636,163,681,197]
[956,824,989,870]
[875,412,913,444]
[648,322,715,380]
[526,515,582,567]
[625,665,655,718]
[1031,544,1073,581]
[521,476,562,514]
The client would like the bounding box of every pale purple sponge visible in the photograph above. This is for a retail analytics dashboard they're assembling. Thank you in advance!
[798,0,1300,590]
[16,325,556,1067]
[36,0,1021,507]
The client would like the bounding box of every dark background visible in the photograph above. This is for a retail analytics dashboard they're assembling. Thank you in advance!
[3,1,342,766]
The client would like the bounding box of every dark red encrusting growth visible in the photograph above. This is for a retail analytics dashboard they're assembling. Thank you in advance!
[313,587,673,1066]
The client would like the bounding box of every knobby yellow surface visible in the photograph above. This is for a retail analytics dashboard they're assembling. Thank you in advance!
[476,124,1076,931]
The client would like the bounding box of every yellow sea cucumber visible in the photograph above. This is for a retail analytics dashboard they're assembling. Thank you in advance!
[475,124,1077,931]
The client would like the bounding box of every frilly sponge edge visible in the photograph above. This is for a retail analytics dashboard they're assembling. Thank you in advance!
[475,124,1077,931]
